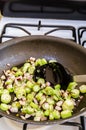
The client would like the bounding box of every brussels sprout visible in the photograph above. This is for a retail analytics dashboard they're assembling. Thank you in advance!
[62,99,74,110]
[44,86,54,95]
[54,84,61,90]
[0,103,9,111]
[79,85,86,93]
[71,89,80,98]
[30,102,39,109]
[67,82,78,92]
[53,110,60,119]
[22,63,30,73]
[21,106,34,114]
[61,110,72,119]
[15,87,26,99]
[37,78,45,84]
[33,84,40,92]
[1,93,11,104]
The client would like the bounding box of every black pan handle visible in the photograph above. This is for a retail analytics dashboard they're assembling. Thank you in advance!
[23,123,27,130]
[0,115,3,118]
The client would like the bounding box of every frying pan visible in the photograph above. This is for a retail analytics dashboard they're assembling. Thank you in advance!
[0,35,86,125]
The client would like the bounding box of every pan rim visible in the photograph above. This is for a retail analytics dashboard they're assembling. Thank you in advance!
[0,35,86,53]
[0,108,86,125]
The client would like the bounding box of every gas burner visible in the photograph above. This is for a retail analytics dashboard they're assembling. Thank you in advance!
[78,27,86,47]
[0,21,76,43]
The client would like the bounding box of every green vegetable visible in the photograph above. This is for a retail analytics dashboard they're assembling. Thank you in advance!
[5,78,13,85]
[47,97,55,105]
[21,106,34,114]
[49,112,54,120]
[37,78,45,84]
[53,95,58,101]
[12,101,21,109]
[79,85,86,93]
[36,92,43,101]
[53,110,60,119]
[3,89,9,94]
[33,84,40,92]
[0,89,3,96]
[0,57,85,121]
[26,81,34,89]
[12,67,18,72]
[1,93,11,104]
[54,84,61,90]
[0,103,9,111]
[22,63,30,73]
[26,93,34,102]
[44,109,50,116]
[62,99,74,110]
[44,86,54,95]
[15,87,26,99]
[30,102,39,109]
[67,82,78,92]
[15,69,23,77]
[71,89,80,98]
[61,110,72,119]
[42,103,50,110]
[25,87,31,94]
[28,66,35,74]
[34,111,44,121]
[35,58,47,66]
[7,85,14,93]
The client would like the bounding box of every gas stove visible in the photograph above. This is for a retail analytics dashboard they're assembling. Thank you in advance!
[0,116,85,130]
[0,17,86,48]
[0,0,86,130]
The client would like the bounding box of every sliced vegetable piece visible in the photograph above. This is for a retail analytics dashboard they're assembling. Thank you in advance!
[67,82,78,92]
[1,93,11,104]
[62,99,74,110]
[30,102,39,109]
[33,84,40,92]
[61,110,72,119]
[79,85,86,93]
[54,84,61,90]
[44,86,54,95]
[49,112,54,120]
[53,110,60,119]
[71,89,80,98]
[22,62,31,73]
[21,106,34,114]
[0,103,9,111]
[37,78,45,84]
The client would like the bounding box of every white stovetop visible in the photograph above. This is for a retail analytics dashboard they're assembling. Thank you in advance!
[0,17,86,42]
[0,117,80,130]
[0,17,86,27]
[0,16,86,130]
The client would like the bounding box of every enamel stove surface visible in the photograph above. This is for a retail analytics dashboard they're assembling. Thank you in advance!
[0,0,86,129]
[0,17,86,48]
[0,17,86,130]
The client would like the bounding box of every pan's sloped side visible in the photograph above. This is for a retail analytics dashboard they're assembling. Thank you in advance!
[0,35,86,125]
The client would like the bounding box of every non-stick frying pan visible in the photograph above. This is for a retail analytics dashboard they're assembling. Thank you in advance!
[0,35,86,125]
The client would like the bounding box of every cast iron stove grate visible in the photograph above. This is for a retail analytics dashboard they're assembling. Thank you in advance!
[1,21,86,48]
[0,20,76,43]
[22,116,86,130]
[78,27,86,47]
